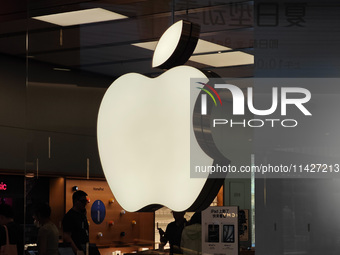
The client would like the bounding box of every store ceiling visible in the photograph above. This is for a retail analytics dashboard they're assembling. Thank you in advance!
[0,0,254,81]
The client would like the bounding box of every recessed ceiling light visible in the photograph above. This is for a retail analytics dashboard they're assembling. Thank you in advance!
[193,39,232,54]
[189,51,254,67]
[32,8,128,26]
[132,39,232,55]
[132,41,160,51]
[132,39,250,67]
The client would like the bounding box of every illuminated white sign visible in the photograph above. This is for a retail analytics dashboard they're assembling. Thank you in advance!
[97,20,225,212]
[97,67,213,212]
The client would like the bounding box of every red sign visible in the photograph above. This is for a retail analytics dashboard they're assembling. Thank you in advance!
[0,182,7,190]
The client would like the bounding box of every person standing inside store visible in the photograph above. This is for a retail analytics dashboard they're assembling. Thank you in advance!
[33,203,59,255]
[62,190,89,255]
[159,211,187,255]
[181,212,202,255]
[0,203,24,255]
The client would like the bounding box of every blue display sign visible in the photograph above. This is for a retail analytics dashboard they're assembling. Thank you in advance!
[91,200,106,224]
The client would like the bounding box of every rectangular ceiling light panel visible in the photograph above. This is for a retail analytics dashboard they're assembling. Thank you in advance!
[189,51,254,67]
[132,39,232,54]
[132,39,252,67]
[193,39,232,54]
[132,41,158,51]
[33,8,128,26]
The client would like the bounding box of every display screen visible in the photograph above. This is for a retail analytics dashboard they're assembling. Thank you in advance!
[207,224,219,243]
[222,225,235,243]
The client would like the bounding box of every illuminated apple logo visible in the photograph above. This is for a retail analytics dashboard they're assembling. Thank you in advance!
[97,20,229,212]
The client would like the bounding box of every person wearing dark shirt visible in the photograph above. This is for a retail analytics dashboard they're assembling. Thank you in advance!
[62,190,89,255]
[0,203,24,255]
[159,211,187,255]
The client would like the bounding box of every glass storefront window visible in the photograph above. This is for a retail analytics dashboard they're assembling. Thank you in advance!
[1,1,255,254]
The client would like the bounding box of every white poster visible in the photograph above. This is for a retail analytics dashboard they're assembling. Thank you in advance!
[202,206,239,255]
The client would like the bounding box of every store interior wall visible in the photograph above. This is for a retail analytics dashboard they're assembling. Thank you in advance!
[0,54,113,177]
[0,55,26,171]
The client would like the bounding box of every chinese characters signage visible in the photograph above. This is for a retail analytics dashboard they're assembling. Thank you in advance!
[202,206,239,255]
